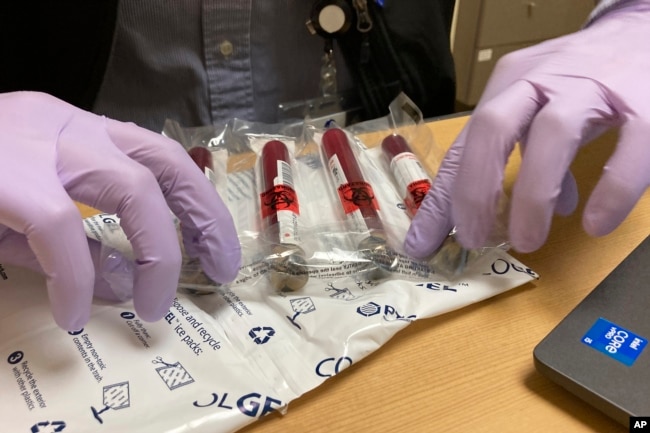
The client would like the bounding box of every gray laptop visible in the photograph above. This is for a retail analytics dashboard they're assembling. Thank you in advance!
[534,235,650,427]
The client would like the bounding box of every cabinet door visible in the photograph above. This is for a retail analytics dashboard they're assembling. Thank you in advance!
[466,42,532,105]
[477,0,595,47]
[453,0,596,106]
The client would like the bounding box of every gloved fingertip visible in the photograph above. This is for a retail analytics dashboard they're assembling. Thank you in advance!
[452,219,492,250]
[509,228,547,253]
[554,198,578,217]
[403,236,427,261]
[451,199,496,250]
[404,224,448,260]
[56,310,91,333]
[135,291,176,323]
[582,209,618,238]
[203,244,242,284]
[582,179,637,238]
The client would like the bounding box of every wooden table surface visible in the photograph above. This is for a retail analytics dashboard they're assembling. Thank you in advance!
[236,114,650,433]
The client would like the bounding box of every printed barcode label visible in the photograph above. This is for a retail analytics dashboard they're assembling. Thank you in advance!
[277,160,294,188]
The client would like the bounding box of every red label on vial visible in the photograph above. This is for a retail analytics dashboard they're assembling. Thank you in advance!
[260,185,299,219]
[405,179,431,214]
[337,181,380,214]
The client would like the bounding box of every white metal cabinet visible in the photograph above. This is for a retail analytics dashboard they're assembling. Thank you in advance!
[453,0,596,106]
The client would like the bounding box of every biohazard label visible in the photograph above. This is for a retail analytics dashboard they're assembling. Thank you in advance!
[404,179,431,215]
[337,181,379,214]
[260,185,300,219]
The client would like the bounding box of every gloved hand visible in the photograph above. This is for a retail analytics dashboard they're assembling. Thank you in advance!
[406,0,650,257]
[0,92,241,331]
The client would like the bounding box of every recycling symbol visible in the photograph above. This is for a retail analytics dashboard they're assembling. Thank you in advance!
[31,421,66,432]
[249,326,275,345]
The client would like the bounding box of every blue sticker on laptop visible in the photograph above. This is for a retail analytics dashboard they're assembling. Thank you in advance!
[581,317,647,366]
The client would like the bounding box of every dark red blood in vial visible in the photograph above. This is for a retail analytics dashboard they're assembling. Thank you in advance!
[187,146,213,173]
[381,134,411,159]
[260,140,299,230]
[261,140,290,191]
[322,128,383,232]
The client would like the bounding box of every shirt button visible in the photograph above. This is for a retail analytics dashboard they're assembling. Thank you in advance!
[219,40,234,57]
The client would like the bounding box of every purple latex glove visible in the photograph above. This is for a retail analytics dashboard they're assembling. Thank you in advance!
[406,0,650,257]
[0,92,241,331]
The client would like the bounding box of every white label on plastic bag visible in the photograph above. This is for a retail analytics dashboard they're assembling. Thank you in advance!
[390,151,431,197]
[327,153,368,234]
[274,159,301,245]
[0,248,536,433]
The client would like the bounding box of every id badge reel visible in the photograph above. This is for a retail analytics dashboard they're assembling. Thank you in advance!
[277,0,362,126]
